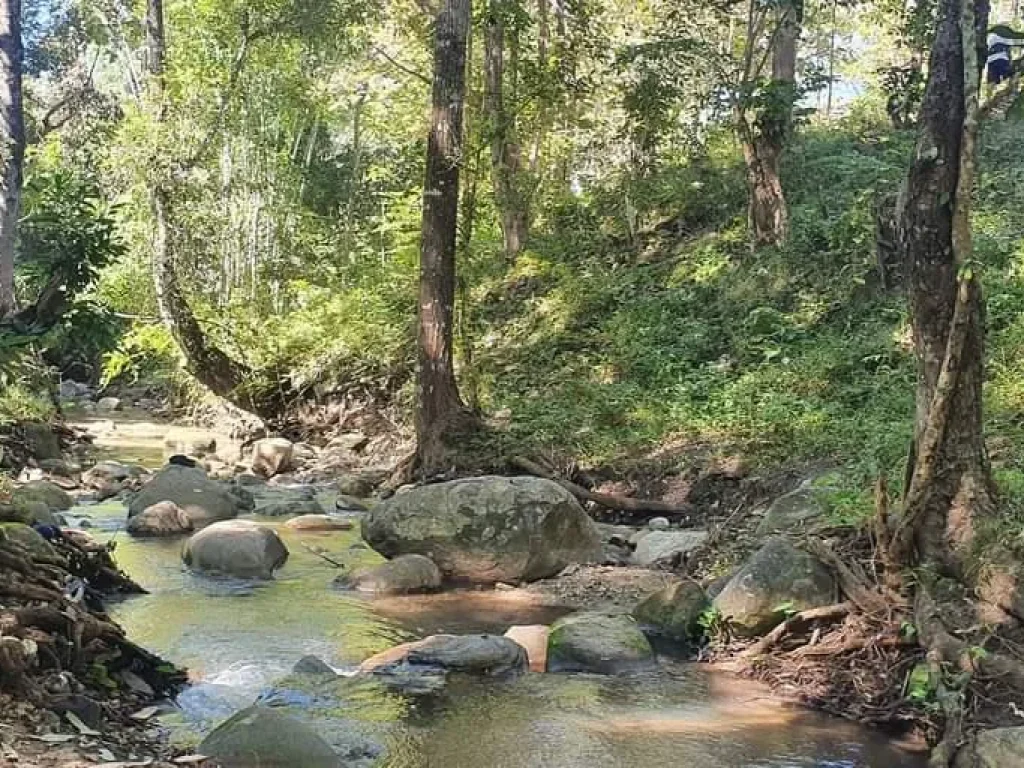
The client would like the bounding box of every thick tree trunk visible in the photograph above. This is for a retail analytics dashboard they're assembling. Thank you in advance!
[484,1,529,261]
[0,0,23,319]
[896,0,994,573]
[144,0,273,420]
[741,0,800,248]
[416,0,476,474]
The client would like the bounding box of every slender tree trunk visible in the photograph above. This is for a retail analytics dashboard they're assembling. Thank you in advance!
[484,0,528,261]
[416,0,476,474]
[0,0,23,319]
[741,0,800,248]
[895,0,994,574]
[144,0,275,419]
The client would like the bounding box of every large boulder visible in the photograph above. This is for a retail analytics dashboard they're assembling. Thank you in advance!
[631,530,709,567]
[12,480,73,511]
[0,523,59,560]
[547,613,654,674]
[360,634,528,679]
[251,438,295,478]
[199,706,340,768]
[128,465,240,526]
[337,554,442,595]
[126,501,193,537]
[955,727,1024,768]
[182,520,289,579]
[362,476,602,584]
[633,580,709,642]
[712,536,836,637]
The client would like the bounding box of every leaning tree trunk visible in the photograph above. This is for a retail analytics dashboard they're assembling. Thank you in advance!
[144,0,275,420]
[892,0,994,576]
[416,0,476,475]
[0,0,23,319]
[742,0,800,248]
[484,0,529,261]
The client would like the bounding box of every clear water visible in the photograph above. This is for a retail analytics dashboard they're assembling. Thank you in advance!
[68,424,927,768]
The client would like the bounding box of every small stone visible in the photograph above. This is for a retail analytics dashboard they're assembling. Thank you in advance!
[648,517,670,530]
[96,397,122,412]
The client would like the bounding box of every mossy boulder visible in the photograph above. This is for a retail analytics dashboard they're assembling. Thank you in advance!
[0,523,58,560]
[362,476,602,584]
[338,554,442,595]
[547,612,654,674]
[360,634,528,679]
[183,520,289,579]
[199,706,340,768]
[633,580,709,641]
[712,536,836,637]
[12,481,73,511]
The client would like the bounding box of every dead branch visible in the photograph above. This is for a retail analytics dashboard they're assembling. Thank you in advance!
[801,538,900,614]
[741,601,853,658]
[511,456,693,516]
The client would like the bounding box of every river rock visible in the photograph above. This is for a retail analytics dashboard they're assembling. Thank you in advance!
[362,476,602,584]
[16,500,61,526]
[339,554,442,595]
[199,706,341,768]
[128,465,240,526]
[285,514,355,532]
[182,520,289,579]
[336,472,380,498]
[22,423,62,461]
[955,726,1024,767]
[13,480,73,511]
[712,536,836,637]
[631,530,709,567]
[82,461,141,488]
[293,655,338,678]
[127,501,193,537]
[361,634,528,679]
[0,523,59,560]
[547,612,654,674]
[257,497,325,518]
[252,438,295,478]
[633,580,709,641]
[504,625,549,672]
[648,516,670,530]
[336,494,370,513]
[756,488,826,534]
[96,397,122,412]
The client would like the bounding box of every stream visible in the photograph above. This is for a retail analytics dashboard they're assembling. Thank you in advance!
[70,414,926,768]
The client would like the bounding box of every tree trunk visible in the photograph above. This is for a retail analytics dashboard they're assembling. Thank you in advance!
[741,0,800,248]
[0,0,23,319]
[416,0,476,474]
[484,0,529,261]
[896,0,994,574]
[144,0,275,420]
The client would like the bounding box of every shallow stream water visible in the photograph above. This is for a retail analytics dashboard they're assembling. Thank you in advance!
[71,416,926,768]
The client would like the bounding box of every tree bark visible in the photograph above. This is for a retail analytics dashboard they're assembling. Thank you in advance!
[416,0,476,474]
[484,0,529,261]
[144,0,276,420]
[741,0,800,248]
[0,0,23,319]
[896,0,994,573]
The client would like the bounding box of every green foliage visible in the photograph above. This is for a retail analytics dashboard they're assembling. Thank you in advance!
[101,324,181,389]
[0,383,53,426]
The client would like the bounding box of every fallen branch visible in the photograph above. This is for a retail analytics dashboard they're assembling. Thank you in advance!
[801,537,900,615]
[741,601,853,658]
[511,456,693,516]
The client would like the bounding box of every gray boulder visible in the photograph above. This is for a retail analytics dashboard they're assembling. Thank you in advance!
[12,480,73,511]
[182,520,289,579]
[126,501,193,537]
[756,488,826,534]
[547,613,654,674]
[128,465,240,526]
[251,438,295,478]
[955,727,1024,768]
[338,554,442,595]
[336,473,376,498]
[257,498,325,518]
[631,530,709,566]
[362,476,602,584]
[0,523,59,560]
[199,706,340,768]
[712,536,836,637]
[633,580,710,641]
[361,634,528,679]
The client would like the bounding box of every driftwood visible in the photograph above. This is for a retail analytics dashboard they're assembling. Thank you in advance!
[510,456,693,516]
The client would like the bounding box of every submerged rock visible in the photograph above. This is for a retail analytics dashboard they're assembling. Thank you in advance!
[257,497,325,518]
[199,705,341,768]
[251,438,295,478]
[547,612,654,674]
[337,554,442,595]
[126,501,193,537]
[633,580,709,641]
[128,465,240,526]
[712,536,836,637]
[293,655,338,678]
[182,520,289,579]
[361,634,528,680]
[362,476,602,584]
